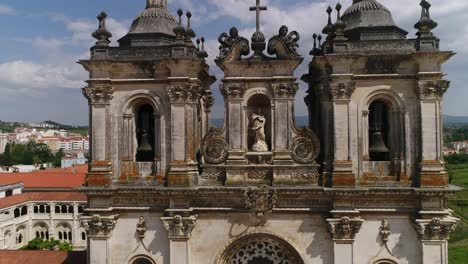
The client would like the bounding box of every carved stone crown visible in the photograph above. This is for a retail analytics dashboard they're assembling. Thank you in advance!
[161,214,197,240]
[415,217,458,241]
[80,214,119,237]
[327,216,364,240]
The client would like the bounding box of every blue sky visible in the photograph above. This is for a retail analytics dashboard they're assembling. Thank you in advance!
[0,0,466,125]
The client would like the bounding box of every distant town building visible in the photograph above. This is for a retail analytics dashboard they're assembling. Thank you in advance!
[61,152,87,168]
[0,133,8,154]
[0,165,87,250]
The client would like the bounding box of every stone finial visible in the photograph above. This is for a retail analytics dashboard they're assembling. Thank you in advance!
[92,11,112,47]
[334,3,347,41]
[80,214,119,237]
[244,185,278,217]
[322,6,335,36]
[173,9,186,40]
[327,216,364,240]
[415,0,438,37]
[161,215,197,240]
[197,37,208,58]
[146,0,167,8]
[310,33,323,56]
[136,216,147,239]
[185,11,196,40]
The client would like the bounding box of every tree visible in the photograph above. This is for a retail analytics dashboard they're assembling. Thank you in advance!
[21,238,72,251]
[52,148,64,168]
[1,143,13,166]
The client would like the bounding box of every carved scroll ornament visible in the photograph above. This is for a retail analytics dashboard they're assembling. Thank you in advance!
[201,127,228,164]
[290,128,320,164]
[217,27,250,61]
[267,25,301,59]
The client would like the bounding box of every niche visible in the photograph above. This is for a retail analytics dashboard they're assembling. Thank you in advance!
[247,94,271,152]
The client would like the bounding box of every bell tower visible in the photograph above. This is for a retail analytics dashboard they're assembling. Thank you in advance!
[200,1,320,186]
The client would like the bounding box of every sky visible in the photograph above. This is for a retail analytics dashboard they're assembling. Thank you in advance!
[0,0,466,125]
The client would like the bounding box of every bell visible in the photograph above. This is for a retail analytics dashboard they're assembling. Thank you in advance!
[137,132,153,152]
[369,131,390,154]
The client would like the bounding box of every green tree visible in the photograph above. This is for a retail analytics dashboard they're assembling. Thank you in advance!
[21,238,72,251]
[52,148,64,168]
[1,143,13,166]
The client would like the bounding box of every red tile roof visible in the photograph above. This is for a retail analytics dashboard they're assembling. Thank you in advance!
[0,192,86,209]
[0,166,86,188]
[0,250,86,264]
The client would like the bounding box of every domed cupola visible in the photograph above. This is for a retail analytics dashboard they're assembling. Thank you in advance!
[341,0,408,41]
[118,0,179,47]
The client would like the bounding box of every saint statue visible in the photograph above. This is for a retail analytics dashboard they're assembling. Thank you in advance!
[250,113,268,152]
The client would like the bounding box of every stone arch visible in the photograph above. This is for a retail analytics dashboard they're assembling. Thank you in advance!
[16,225,26,245]
[369,257,400,264]
[55,222,73,242]
[215,233,304,264]
[120,92,168,177]
[33,222,49,239]
[360,89,407,175]
[4,230,12,248]
[129,255,156,264]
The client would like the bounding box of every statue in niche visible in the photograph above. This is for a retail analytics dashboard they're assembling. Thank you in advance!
[250,113,268,152]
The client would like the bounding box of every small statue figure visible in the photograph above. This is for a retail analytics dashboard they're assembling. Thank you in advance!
[278,25,300,54]
[250,113,268,152]
[136,216,147,239]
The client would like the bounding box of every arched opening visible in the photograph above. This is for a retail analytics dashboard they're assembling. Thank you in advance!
[21,206,27,216]
[217,233,304,264]
[247,94,272,152]
[17,234,23,244]
[46,205,50,213]
[78,206,84,214]
[59,232,63,240]
[34,206,39,214]
[69,205,74,214]
[55,205,61,214]
[369,100,391,161]
[135,104,156,162]
[130,256,155,264]
[14,208,20,218]
[81,232,86,241]
[61,205,68,214]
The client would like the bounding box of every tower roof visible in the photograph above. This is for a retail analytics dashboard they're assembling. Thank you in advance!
[341,0,408,40]
[118,0,178,47]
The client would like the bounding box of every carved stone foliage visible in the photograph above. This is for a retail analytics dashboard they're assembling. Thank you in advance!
[417,80,450,99]
[380,219,391,243]
[292,168,319,181]
[220,83,246,99]
[160,215,197,240]
[327,216,364,240]
[200,167,225,181]
[246,168,273,180]
[267,25,301,59]
[217,27,250,61]
[80,214,119,237]
[244,185,278,217]
[82,84,114,105]
[290,128,320,164]
[201,127,228,164]
[166,85,202,104]
[325,81,357,101]
[136,216,147,239]
[415,218,458,241]
[216,234,304,264]
[271,83,299,98]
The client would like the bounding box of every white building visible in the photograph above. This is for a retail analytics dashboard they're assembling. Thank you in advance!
[0,133,8,154]
[61,152,87,168]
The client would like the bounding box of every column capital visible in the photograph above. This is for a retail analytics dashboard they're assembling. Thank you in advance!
[327,216,364,241]
[82,82,114,105]
[417,80,450,100]
[166,85,202,104]
[414,217,459,241]
[323,81,356,101]
[220,83,246,100]
[79,214,119,238]
[271,83,298,99]
[161,214,197,240]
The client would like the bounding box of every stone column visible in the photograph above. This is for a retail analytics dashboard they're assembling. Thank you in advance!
[415,217,458,264]
[327,216,364,264]
[417,80,449,187]
[221,83,246,164]
[161,213,197,264]
[327,81,356,187]
[82,80,114,187]
[271,83,297,163]
[80,214,119,264]
[166,84,201,186]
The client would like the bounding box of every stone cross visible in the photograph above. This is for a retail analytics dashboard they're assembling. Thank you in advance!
[249,0,267,32]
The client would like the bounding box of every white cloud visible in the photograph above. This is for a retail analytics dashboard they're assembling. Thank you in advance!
[0,5,15,15]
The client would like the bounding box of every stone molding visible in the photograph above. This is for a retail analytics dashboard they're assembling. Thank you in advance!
[271,83,299,98]
[417,80,450,99]
[220,83,246,99]
[79,214,119,237]
[244,185,278,217]
[327,216,364,240]
[82,84,114,105]
[325,81,357,101]
[414,217,459,241]
[166,85,202,104]
[160,214,197,240]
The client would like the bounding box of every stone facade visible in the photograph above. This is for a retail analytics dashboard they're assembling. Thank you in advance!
[80,1,460,264]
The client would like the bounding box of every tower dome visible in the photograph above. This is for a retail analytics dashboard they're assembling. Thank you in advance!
[341,0,407,40]
[118,0,178,47]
